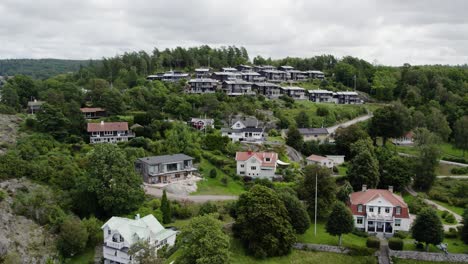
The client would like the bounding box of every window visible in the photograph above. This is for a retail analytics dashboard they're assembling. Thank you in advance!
[266,158,271,162]
[357,217,363,224]
[108,229,111,235]
[240,164,245,168]
[395,219,401,227]
[385,208,390,213]
[396,206,401,215]
[369,207,374,212]
[251,166,257,170]
[240,171,245,175]
[166,163,178,172]
[357,204,363,213]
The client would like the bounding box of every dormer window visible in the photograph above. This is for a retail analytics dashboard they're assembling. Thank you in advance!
[265,158,271,162]
[385,208,390,213]
[108,229,111,235]
[369,207,374,212]
[396,206,401,215]
[357,204,363,212]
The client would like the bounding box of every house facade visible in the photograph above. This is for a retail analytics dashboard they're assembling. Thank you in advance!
[349,186,411,234]
[333,91,362,104]
[392,131,414,146]
[135,154,196,184]
[87,121,134,144]
[241,72,263,82]
[221,117,264,142]
[281,86,308,100]
[101,214,177,264]
[222,80,255,96]
[305,70,325,79]
[187,78,219,94]
[27,100,45,114]
[306,154,334,169]
[235,151,278,179]
[298,128,329,142]
[189,117,214,130]
[309,90,335,103]
[147,71,189,82]
[260,70,287,82]
[194,68,211,78]
[211,72,242,82]
[252,83,282,99]
[80,107,107,119]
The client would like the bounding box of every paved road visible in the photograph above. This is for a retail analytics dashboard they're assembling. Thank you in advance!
[327,113,373,134]
[378,238,390,264]
[398,152,468,167]
[405,187,463,231]
[144,186,238,203]
[437,175,468,178]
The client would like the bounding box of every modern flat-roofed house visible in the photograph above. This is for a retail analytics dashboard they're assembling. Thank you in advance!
[194,68,211,78]
[222,79,255,96]
[305,70,325,79]
[101,214,177,264]
[309,89,335,103]
[222,67,238,72]
[279,65,294,71]
[211,72,242,82]
[392,131,414,146]
[260,70,287,82]
[252,82,282,99]
[306,154,334,168]
[221,116,264,142]
[288,70,308,81]
[146,71,189,82]
[135,154,196,184]
[189,117,214,130]
[349,186,411,234]
[235,151,278,179]
[297,128,329,142]
[254,65,276,72]
[187,78,219,94]
[281,86,307,100]
[87,121,135,144]
[333,91,362,104]
[236,65,253,72]
[80,107,107,119]
[27,99,45,114]
[241,71,263,82]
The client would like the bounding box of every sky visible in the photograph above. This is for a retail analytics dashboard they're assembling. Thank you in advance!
[1,0,467,66]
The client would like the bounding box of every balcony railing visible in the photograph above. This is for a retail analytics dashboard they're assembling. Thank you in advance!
[148,166,196,176]
[105,241,125,250]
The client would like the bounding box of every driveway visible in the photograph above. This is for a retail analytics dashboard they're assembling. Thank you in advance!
[327,113,373,134]
[144,186,238,203]
[398,152,468,167]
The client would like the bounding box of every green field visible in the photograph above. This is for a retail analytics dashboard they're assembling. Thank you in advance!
[297,222,367,248]
[394,143,466,161]
[402,237,468,254]
[431,200,465,216]
[67,246,95,264]
[191,159,245,196]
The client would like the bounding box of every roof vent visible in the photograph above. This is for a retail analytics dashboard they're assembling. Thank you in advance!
[388,186,394,193]
[100,120,104,125]
[362,184,367,192]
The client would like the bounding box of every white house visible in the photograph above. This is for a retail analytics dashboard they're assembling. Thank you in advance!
[235,151,278,179]
[306,154,334,169]
[348,186,412,235]
[392,131,414,146]
[101,214,177,264]
[221,117,264,142]
[87,121,135,144]
[325,155,345,165]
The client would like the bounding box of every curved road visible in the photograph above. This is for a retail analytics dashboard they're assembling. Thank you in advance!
[327,113,373,134]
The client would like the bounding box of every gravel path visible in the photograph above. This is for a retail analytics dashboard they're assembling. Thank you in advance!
[398,153,468,167]
[144,186,238,203]
[326,113,373,134]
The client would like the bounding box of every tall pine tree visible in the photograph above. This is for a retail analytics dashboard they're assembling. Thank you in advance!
[161,190,172,224]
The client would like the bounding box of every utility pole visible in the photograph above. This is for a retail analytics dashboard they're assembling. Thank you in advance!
[314,171,318,237]
[353,75,356,91]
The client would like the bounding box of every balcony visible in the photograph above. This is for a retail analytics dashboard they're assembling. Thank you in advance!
[148,166,196,176]
[105,241,125,250]
[366,213,393,221]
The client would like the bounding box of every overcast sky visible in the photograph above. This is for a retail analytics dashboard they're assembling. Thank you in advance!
[1,0,467,66]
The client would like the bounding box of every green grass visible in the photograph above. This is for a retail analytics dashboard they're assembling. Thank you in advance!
[191,158,245,196]
[267,136,285,143]
[337,165,348,176]
[402,237,468,254]
[229,238,377,264]
[439,143,466,159]
[393,258,466,264]
[66,246,95,264]
[297,222,367,248]
[435,164,464,176]
[436,210,459,225]
[431,200,465,216]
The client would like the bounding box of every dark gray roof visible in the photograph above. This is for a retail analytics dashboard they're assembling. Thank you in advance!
[223,79,252,85]
[231,116,260,128]
[298,128,329,135]
[221,127,264,133]
[253,82,280,88]
[138,154,194,165]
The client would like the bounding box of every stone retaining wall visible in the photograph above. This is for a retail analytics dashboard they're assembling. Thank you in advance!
[293,243,350,254]
[389,249,468,263]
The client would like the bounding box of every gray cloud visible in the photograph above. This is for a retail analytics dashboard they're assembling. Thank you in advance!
[0,0,467,65]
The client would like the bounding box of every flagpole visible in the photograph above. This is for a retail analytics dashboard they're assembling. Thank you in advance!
[314,171,318,237]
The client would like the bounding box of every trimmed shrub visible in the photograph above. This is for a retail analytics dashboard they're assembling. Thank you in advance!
[444,229,458,239]
[445,212,456,224]
[221,176,228,186]
[451,167,468,175]
[393,231,409,239]
[209,168,217,178]
[366,237,380,249]
[348,245,376,256]
[352,228,369,238]
[388,238,403,250]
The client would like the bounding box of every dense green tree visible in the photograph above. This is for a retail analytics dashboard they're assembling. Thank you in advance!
[203,134,230,153]
[411,208,444,251]
[454,116,468,157]
[278,192,310,234]
[57,216,89,257]
[369,104,411,145]
[198,201,218,216]
[297,165,336,220]
[462,208,468,244]
[325,202,354,246]
[336,181,353,203]
[371,69,398,101]
[82,144,145,216]
[35,103,70,141]
[0,84,20,111]
[295,111,310,128]
[128,240,164,264]
[179,214,230,264]
[424,107,451,141]
[286,126,303,152]
[161,190,172,224]
[412,128,440,191]
[7,75,37,106]
[378,155,412,191]
[233,185,295,258]
[334,124,370,159]
[347,139,380,190]
[82,216,103,247]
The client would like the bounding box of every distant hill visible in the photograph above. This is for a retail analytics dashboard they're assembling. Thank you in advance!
[0,59,94,79]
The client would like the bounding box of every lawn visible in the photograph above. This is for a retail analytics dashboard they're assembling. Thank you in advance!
[297,222,367,248]
[439,143,466,159]
[66,246,95,264]
[435,164,464,176]
[431,200,465,216]
[267,136,285,143]
[191,158,245,196]
[337,165,348,176]
[402,237,468,254]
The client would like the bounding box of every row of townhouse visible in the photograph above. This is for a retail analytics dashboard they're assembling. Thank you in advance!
[147,65,325,83]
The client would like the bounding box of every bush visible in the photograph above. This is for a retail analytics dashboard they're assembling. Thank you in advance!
[393,231,409,239]
[268,129,279,137]
[352,228,369,238]
[451,167,468,175]
[221,176,228,186]
[198,202,218,216]
[388,238,403,250]
[366,237,380,248]
[0,190,6,201]
[0,104,16,114]
[444,230,458,239]
[25,118,38,129]
[209,168,217,178]
[445,212,456,224]
[348,245,376,256]
[443,156,467,164]
[316,106,330,116]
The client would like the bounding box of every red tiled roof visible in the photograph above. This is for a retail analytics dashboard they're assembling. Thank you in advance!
[349,189,410,218]
[87,122,129,132]
[235,151,278,167]
[306,154,328,162]
[404,131,414,139]
[80,107,106,113]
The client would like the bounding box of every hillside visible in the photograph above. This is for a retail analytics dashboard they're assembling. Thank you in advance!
[0,59,93,79]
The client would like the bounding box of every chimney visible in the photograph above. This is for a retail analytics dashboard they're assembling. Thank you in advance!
[100,120,104,125]
[247,150,252,155]
[135,214,140,220]
[362,185,367,192]
[388,186,394,193]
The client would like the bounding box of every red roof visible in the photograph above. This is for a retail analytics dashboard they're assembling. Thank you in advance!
[404,131,414,139]
[80,107,106,113]
[87,122,129,132]
[349,189,410,218]
[235,151,278,167]
[306,154,328,162]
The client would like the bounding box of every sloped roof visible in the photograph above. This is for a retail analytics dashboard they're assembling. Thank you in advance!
[80,107,105,113]
[306,154,328,162]
[298,128,329,135]
[138,154,194,165]
[350,189,407,208]
[235,151,278,167]
[27,100,45,106]
[87,122,129,132]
